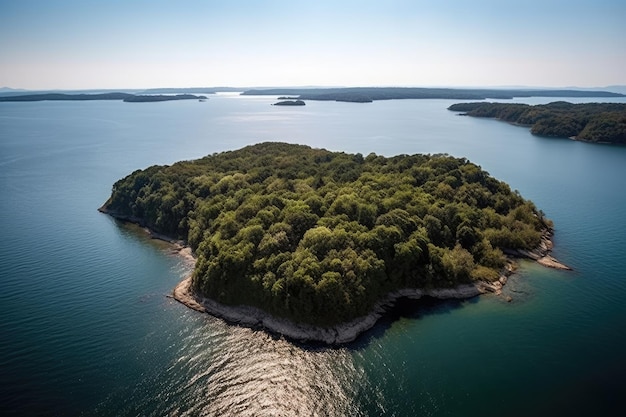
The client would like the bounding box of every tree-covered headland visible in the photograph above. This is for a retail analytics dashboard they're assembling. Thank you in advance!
[449,101,626,144]
[101,143,552,326]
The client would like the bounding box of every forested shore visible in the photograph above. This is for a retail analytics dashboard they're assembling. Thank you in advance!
[100,143,565,334]
[448,101,626,144]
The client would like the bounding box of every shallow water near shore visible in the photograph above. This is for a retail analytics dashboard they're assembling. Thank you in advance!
[1,94,625,416]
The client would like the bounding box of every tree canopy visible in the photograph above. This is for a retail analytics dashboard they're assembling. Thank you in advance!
[102,142,552,325]
[448,101,626,144]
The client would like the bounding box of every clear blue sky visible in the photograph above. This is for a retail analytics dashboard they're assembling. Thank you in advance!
[1,0,624,89]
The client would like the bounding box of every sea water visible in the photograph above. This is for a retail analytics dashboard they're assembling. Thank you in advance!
[1,94,625,416]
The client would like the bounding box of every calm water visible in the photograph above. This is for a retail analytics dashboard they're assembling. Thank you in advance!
[1,94,625,416]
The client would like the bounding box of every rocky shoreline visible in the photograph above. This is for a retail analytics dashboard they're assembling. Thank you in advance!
[172,272,506,345]
[100,207,570,345]
[503,230,572,271]
[169,228,569,345]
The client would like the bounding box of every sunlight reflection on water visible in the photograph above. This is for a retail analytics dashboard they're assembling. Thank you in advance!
[99,310,366,416]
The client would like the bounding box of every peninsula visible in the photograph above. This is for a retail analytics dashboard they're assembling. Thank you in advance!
[100,142,569,344]
[448,101,626,144]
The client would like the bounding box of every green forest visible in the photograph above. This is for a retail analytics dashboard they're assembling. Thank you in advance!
[448,101,626,144]
[102,143,552,326]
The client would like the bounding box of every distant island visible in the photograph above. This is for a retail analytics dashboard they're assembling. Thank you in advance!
[0,92,206,103]
[123,94,207,103]
[139,88,218,94]
[100,142,569,344]
[242,87,624,103]
[0,92,134,102]
[273,100,305,106]
[448,101,626,144]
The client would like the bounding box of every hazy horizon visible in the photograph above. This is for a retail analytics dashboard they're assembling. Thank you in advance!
[1,0,625,90]
[2,84,626,92]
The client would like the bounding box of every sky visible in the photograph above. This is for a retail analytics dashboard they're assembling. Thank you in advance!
[1,0,625,90]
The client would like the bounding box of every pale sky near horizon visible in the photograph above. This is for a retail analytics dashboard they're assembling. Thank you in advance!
[1,0,625,90]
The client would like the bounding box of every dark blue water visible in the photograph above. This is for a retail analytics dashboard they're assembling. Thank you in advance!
[1,95,625,416]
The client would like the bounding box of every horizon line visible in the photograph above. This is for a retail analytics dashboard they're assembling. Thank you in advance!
[2,84,625,92]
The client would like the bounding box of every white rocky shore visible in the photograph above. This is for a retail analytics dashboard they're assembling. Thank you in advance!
[169,228,571,345]
[503,230,572,271]
[100,207,570,345]
[172,272,506,345]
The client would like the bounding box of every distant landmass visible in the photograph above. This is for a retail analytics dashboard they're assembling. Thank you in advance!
[3,86,624,102]
[242,87,625,103]
[273,100,306,106]
[605,85,626,95]
[123,94,207,103]
[0,92,206,103]
[139,88,218,94]
[560,85,626,95]
[0,87,28,94]
[0,92,134,102]
[448,101,626,144]
[0,87,241,97]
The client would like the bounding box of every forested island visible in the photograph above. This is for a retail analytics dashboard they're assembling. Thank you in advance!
[273,100,306,106]
[0,92,135,101]
[242,87,624,103]
[100,143,567,343]
[448,102,626,144]
[0,92,206,103]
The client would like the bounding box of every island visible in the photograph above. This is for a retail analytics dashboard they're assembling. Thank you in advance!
[0,92,206,103]
[122,94,207,103]
[448,101,626,144]
[139,88,218,94]
[273,100,306,106]
[0,92,135,101]
[99,142,569,344]
[241,87,624,103]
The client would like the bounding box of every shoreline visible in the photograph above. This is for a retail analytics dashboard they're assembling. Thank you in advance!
[168,229,570,346]
[100,207,571,345]
[172,270,506,345]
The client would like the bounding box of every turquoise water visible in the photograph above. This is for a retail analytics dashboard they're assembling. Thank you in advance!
[1,95,625,416]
